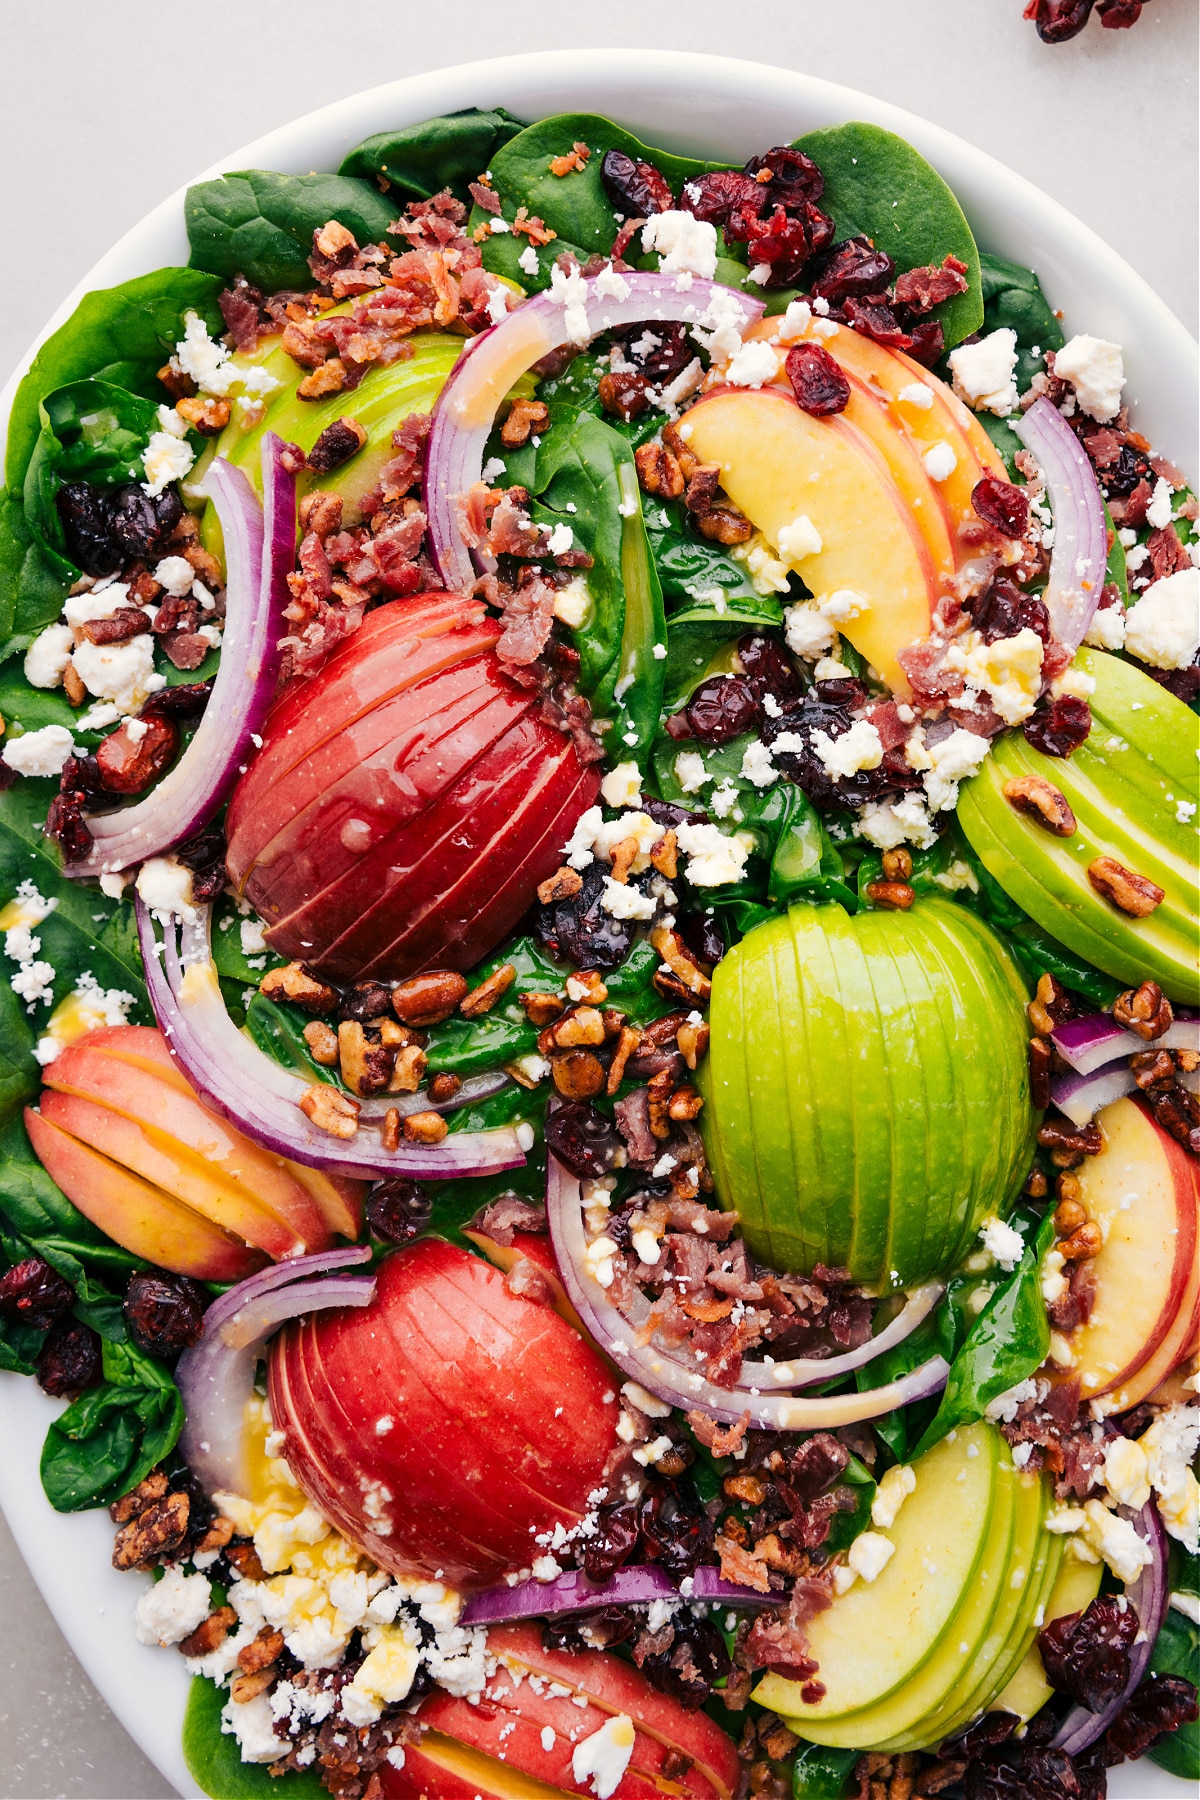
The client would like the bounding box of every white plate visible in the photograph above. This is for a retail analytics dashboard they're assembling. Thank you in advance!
[0,49,1195,1800]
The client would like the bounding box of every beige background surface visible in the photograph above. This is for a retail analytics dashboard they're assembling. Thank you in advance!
[0,1,1196,1795]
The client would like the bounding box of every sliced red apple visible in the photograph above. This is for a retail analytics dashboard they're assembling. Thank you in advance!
[465,1229,584,1332]
[24,1109,265,1282]
[284,1163,364,1240]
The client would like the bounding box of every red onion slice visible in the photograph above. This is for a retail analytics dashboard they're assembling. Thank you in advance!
[1052,1499,1169,1756]
[459,1561,783,1627]
[67,436,289,877]
[546,1154,949,1429]
[424,272,765,590]
[739,1283,944,1390]
[1013,398,1108,655]
[137,899,527,1181]
[178,1266,377,1498]
[1050,1057,1138,1127]
[1053,1010,1200,1075]
[200,1245,373,1336]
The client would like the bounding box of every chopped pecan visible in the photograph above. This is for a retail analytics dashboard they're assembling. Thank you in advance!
[259,962,337,1014]
[1131,1049,1176,1089]
[110,1471,168,1523]
[1037,1116,1102,1166]
[298,490,343,538]
[662,421,700,482]
[500,398,550,448]
[178,1606,237,1659]
[521,990,567,1026]
[1113,980,1173,1040]
[237,1625,285,1676]
[299,1083,360,1139]
[550,1051,606,1099]
[1087,856,1164,917]
[654,969,701,1006]
[566,969,609,1004]
[598,371,649,421]
[428,1071,462,1103]
[225,1540,267,1582]
[646,1068,675,1140]
[539,1006,607,1052]
[229,1668,275,1704]
[302,1020,339,1066]
[460,963,517,1018]
[606,1025,640,1096]
[194,1514,236,1554]
[112,1492,189,1570]
[62,661,87,706]
[696,506,753,545]
[380,1108,401,1153]
[676,1017,709,1071]
[175,395,231,435]
[306,417,367,473]
[157,358,197,401]
[608,836,640,884]
[865,879,915,911]
[80,606,154,645]
[391,970,468,1025]
[650,830,678,879]
[668,1084,704,1121]
[1054,1193,1088,1235]
[537,866,583,905]
[1059,1221,1103,1260]
[402,1109,449,1144]
[1003,773,1077,836]
[634,441,685,499]
[1029,1037,1053,1110]
[337,1020,392,1096]
[1028,971,1076,1037]
[881,847,913,882]
[684,465,721,515]
[388,1044,428,1093]
[651,925,712,1000]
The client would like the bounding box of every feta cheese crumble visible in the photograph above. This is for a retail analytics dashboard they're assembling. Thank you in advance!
[1053,335,1126,423]
[978,1213,1025,1271]
[847,1531,896,1583]
[641,211,718,281]
[674,821,752,887]
[572,1713,636,1799]
[948,329,1020,416]
[923,729,990,813]
[135,1564,213,1646]
[1123,568,1199,670]
[1,722,76,779]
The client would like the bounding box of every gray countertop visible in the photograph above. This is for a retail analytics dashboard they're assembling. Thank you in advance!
[0,1,1196,1794]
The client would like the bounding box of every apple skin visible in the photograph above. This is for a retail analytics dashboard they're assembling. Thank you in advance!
[382,1622,740,1800]
[958,648,1200,1005]
[700,898,1036,1288]
[267,1239,621,1587]
[225,595,602,983]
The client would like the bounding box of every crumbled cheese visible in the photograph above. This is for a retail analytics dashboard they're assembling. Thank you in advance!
[572,1713,636,1799]
[708,779,741,819]
[135,1564,212,1646]
[341,1617,421,1725]
[71,632,158,714]
[985,1378,1041,1425]
[1146,477,1175,531]
[1084,603,1127,651]
[725,340,780,389]
[812,719,883,780]
[1138,1405,1200,1553]
[135,855,197,922]
[546,521,575,555]
[23,623,75,689]
[641,211,718,281]
[872,1464,916,1530]
[923,442,958,483]
[674,822,752,887]
[1170,1592,1200,1625]
[784,601,836,659]
[813,657,853,682]
[631,1226,662,1265]
[1054,335,1126,423]
[777,514,823,563]
[855,793,938,852]
[933,858,980,894]
[947,329,1019,416]
[595,262,631,301]
[1102,1436,1152,1512]
[1051,665,1096,702]
[563,805,604,869]
[142,430,196,497]
[923,729,990,813]
[898,380,935,411]
[818,587,865,625]
[1,723,76,779]
[692,287,750,364]
[739,740,778,788]
[632,1434,675,1467]
[222,1691,284,1764]
[154,554,199,598]
[584,1236,620,1287]
[35,971,137,1065]
[674,751,709,794]
[847,1531,895,1583]
[601,877,657,920]
[732,534,792,595]
[600,761,642,809]
[553,576,591,628]
[943,626,1045,726]
[1080,1498,1154,1583]
[518,243,540,277]
[775,300,813,343]
[978,1214,1025,1272]
[1123,568,1199,670]
[240,917,268,955]
[548,260,591,345]
[1041,1247,1068,1307]
[590,811,663,870]
[621,1380,672,1419]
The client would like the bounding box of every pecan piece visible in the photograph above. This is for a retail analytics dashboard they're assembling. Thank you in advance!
[299,1083,360,1139]
[696,506,753,545]
[297,357,349,400]
[237,1625,285,1676]
[646,1068,675,1140]
[606,1025,640,1096]
[388,1044,428,1093]
[1029,1036,1053,1110]
[225,1540,267,1582]
[650,830,678,879]
[1131,1049,1176,1089]
[881,847,913,882]
[634,441,685,499]
[230,1669,275,1704]
[500,398,550,449]
[539,1006,607,1052]
[668,1085,704,1121]
[306,417,367,472]
[1113,980,1173,1040]
[338,1020,393,1096]
[110,1471,168,1523]
[258,962,337,1014]
[537,866,583,905]
[650,925,712,1000]
[391,970,469,1025]
[112,1491,189,1570]
[865,879,915,911]
[1059,1221,1103,1260]
[428,1071,462,1103]
[1003,774,1077,836]
[175,395,231,436]
[1037,1116,1102,1167]
[1087,856,1164,917]
[62,661,87,706]
[380,1108,401,1153]
[676,1017,710,1071]
[1028,970,1076,1037]
[521,990,566,1026]
[402,1109,449,1144]
[179,1606,237,1659]
[302,1020,339,1065]
[566,969,609,1004]
[460,963,517,1018]
[550,1051,606,1099]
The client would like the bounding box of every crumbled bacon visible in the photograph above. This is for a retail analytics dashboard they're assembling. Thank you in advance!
[470,1195,547,1246]
[891,255,969,313]
[740,1578,831,1675]
[1145,522,1191,581]
[469,180,502,214]
[218,279,267,353]
[495,571,557,666]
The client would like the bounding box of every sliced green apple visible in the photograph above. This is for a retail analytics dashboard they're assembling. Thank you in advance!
[992,1552,1104,1723]
[680,386,938,691]
[957,648,1200,1004]
[699,899,1036,1288]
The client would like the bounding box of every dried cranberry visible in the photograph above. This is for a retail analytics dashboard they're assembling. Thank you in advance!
[60,752,103,796]
[685,675,760,745]
[123,1271,206,1357]
[737,632,801,707]
[536,861,634,970]
[905,319,946,368]
[95,714,180,796]
[968,576,1050,644]
[679,169,764,229]
[544,1100,622,1180]
[946,1712,1020,1760]
[1038,1595,1138,1713]
[173,828,227,902]
[572,1606,637,1649]
[367,1179,432,1244]
[36,1318,101,1397]
[641,1612,731,1711]
[582,1500,640,1582]
[972,476,1031,540]
[44,790,94,861]
[339,982,394,1023]
[640,795,709,831]
[1024,694,1092,758]
[743,146,826,208]
[638,1483,714,1579]
[56,482,120,576]
[964,1746,1101,1799]
[0,1257,75,1330]
[1146,661,1200,705]
[763,694,915,810]
[808,237,897,306]
[1027,0,1095,40]
[110,483,182,560]
[732,203,832,286]
[1103,1672,1199,1761]
[600,149,672,218]
[842,295,913,349]
[141,679,213,719]
[675,911,725,969]
[1101,444,1150,496]
[1097,0,1144,24]
[785,342,851,416]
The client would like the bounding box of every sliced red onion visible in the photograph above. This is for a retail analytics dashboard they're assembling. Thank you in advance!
[200,1245,373,1335]
[460,1561,782,1628]
[546,1154,949,1429]
[424,273,765,590]
[68,436,290,878]
[1053,1010,1200,1074]
[1013,398,1108,655]
[1050,1057,1137,1127]
[136,899,527,1181]
[739,1284,944,1390]
[178,1263,377,1497]
[1052,1499,1169,1756]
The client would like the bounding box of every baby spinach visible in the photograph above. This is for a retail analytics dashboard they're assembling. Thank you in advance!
[913,1205,1056,1457]
[979,251,1064,388]
[184,1673,325,1799]
[339,108,526,203]
[0,489,69,663]
[645,502,764,608]
[23,379,164,576]
[40,1335,183,1512]
[792,1743,858,1797]
[1148,1607,1200,1779]
[244,992,335,1087]
[4,267,223,493]
[186,170,406,293]
[660,595,784,715]
[792,122,983,348]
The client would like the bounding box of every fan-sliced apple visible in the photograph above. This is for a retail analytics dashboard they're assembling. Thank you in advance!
[680,386,939,691]
[1057,1095,1199,1406]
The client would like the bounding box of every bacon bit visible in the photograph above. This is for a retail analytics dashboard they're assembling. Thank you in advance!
[713,1533,773,1593]
[687,1408,752,1456]
[501,397,551,449]
[469,180,502,214]
[496,573,557,666]
[549,142,592,177]
[511,207,557,245]
[892,255,970,313]
[297,358,348,399]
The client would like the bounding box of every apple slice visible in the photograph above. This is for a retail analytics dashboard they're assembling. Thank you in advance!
[992,1552,1105,1723]
[284,1163,363,1240]
[1060,1096,1199,1403]
[24,1109,264,1282]
[682,386,938,692]
[465,1229,585,1332]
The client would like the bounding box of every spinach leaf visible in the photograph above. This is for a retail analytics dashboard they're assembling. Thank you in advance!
[974,411,1024,479]
[824,1453,877,1555]
[244,993,336,1087]
[186,170,407,293]
[23,379,164,575]
[792,123,983,348]
[0,489,68,663]
[792,1743,858,1797]
[1148,1607,1200,1780]
[0,1118,142,1294]
[40,1335,183,1512]
[644,499,763,608]
[339,109,526,204]
[4,268,223,493]
[184,1673,325,1799]
[979,252,1064,389]
[1104,500,1129,605]
[913,1206,1056,1457]
[660,595,784,715]
[423,1158,548,1259]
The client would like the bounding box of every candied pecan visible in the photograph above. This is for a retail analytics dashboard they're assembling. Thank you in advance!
[1054,1192,1087,1236]
[36,1317,100,1397]
[0,1256,74,1330]
[520,991,567,1027]
[1087,855,1164,917]
[391,970,468,1025]
[1028,971,1078,1036]
[634,440,685,499]
[112,1492,190,1570]
[1059,1221,1103,1260]
[229,1668,274,1704]
[651,926,713,999]
[79,605,154,646]
[306,417,367,473]
[1142,1080,1200,1154]
[536,866,583,906]
[388,1044,428,1094]
[157,357,197,401]
[1113,980,1173,1040]
[225,1539,267,1582]
[684,465,721,514]
[428,1072,462,1104]
[238,1624,285,1675]
[380,1108,401,1152]
[175,395,230,436]
[539,1006,607,1053]
[1029,1036,1053,1109]
[1130,1048,1176,1089]
[298,490,343,539]
[1003,773,1077,836]
[785,342,850,416]
[500,398,550,448]
[62,661,87,706]
[124,1271,205,1357]
[460,963,516,1017]
[865,880,915,911]
[676,1018,710,1072]
[598,370,650,421]
[696,506,753,545]
[299,1083,359,1138]
[178,1606,237,1659]
[651,831,678,880]
[338,981,393,1022]
[402,1109,449,1144]
[110,1472,169,1523]
[600,148,672,217]
[297,358,348,400]
[550,1050,606,1099]
[336,1020,392,1096]
[668,1085,704,1121]
[1037,1116,1102,1166]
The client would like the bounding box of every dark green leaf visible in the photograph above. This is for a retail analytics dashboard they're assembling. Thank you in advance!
[40,1342,183,1512]
[186,170,407,293]
[792,123,983,347]
[244,993,336,1087]
[1147,1607,1200,1781]
[0,489,68,662]
[978,252,1064,389]
[5,268,224,492]
[1104,500,1129,605]
[184,1673,325,1799]
[339,109,526,203]
[23,379,165,573]
[792,1743,858,1798]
